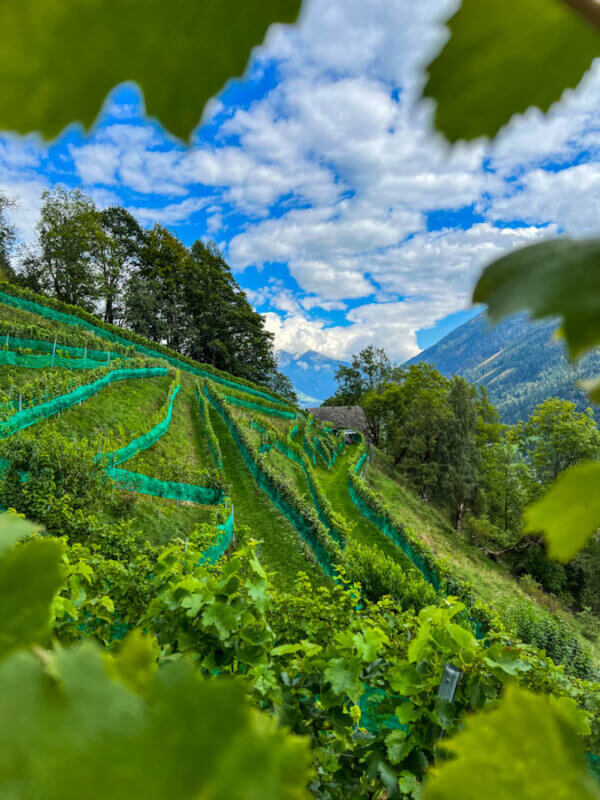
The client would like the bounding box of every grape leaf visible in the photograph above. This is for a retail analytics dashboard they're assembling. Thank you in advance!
[0,0,301,141]
[105,629,158,696]
[0,511,39,556]
[425,0,600,142]
[0,643,312,799]
[423,685,599,799]
[324,657,363,702]
[0,531,64,659]
[473,237,600,359]
[524,461,600,562]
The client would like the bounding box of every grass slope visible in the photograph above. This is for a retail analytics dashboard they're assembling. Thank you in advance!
[366,450,600,666]
[209,404,324,590]
[126,375,213,480]
[39,374,171,449]
[37,371,214,546]
[315,445,415,572]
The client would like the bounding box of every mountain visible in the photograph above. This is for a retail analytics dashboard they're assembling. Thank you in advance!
[407,311,600,423]
[278,350,346,406]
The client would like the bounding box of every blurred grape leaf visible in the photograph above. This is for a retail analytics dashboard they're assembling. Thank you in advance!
[423,685,599,799]
[0,0,301,140]
[582,376,600,403]
[473,238,600,358]
[524,461,600,562]
[104,629,159,696]
[0,514,63,658]
[0,512,39,556]
[0,644,311,799]
[425,0,600,142]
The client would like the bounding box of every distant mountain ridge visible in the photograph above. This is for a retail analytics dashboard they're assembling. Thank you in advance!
[278,350,346,405]
[407,312,600,423]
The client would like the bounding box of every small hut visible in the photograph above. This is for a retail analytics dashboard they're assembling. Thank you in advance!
[306,406,368,443]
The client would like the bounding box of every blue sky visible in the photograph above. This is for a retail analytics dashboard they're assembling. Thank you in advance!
[1,0,600,362]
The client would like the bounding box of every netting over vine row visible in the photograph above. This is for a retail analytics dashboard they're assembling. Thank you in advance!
[0,367,168,438]
[0,290,289,407]
[198,510,235,565]
[1,333,122,362]
[0,348,113,371]
[205,385,335,576]
[105,466,223,505]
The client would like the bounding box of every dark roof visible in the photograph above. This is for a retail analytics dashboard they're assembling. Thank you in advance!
[307,405,368,433]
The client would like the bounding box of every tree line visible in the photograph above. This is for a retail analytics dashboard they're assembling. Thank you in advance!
[325,346,600,618]
[0,188,295,398]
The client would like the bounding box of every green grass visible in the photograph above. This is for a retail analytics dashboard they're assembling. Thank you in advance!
[209,403,324,590]
[315,444,416,572]
[266,447,312,503]
[34,371,216,546]
[365,450,600,665]
[125,375,213,481]
[38,374,171,451]
[110,493,216,548]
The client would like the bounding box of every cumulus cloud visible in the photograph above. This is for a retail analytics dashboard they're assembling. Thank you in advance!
[487,163,600,237]
[2,0,599,362]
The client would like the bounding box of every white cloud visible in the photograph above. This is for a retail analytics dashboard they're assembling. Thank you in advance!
[130,196,211,225]
[487,163,600,236]
[3,0,600,365]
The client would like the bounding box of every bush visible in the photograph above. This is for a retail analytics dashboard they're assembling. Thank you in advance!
[344,540,437,611]
[501,598,596,680]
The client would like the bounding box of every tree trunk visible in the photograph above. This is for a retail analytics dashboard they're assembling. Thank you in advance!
[456,502,465,532]
[104,294,114,324]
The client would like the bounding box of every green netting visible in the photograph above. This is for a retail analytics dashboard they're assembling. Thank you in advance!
[198,510,235,565]
[1,333,121,362]
[0,348,113,371]
[354,452,368,474]
[348,479,440,590]
[0,367,168,438]
[252,420,342,546]
[104,383,180,467]
[195,387,222,470]
[105,466,223,505]
[303,438,317,466]
[314,435,332,469]
[587,754,600,786]
[273,438,303,467]
[0,290,287,406]
[359,687,405,733]
[205,385,334,577]
[223,393,297,420]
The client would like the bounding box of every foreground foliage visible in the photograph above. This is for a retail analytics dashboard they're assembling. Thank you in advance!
[0,0,301,140]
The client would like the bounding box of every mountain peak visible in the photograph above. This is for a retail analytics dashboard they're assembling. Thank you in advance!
[278,350,347,405]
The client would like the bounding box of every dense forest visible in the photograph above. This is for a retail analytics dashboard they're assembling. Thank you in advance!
[327,346,600,627]
[0,188,295,399]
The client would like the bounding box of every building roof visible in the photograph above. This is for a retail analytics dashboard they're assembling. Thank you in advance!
[307,405,368,433]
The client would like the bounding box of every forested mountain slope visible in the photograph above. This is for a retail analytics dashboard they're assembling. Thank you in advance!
[0,282,598,797]
[408,311,600,423]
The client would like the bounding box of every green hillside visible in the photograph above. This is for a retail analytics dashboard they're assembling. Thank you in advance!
[408,311,600,423]
[1,283,599,797]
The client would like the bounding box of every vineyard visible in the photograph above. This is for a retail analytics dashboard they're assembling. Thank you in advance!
[0,281,599,798]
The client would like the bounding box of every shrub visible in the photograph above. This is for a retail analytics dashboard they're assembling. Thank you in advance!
[344,540,437,611]
[501,598,596,680]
